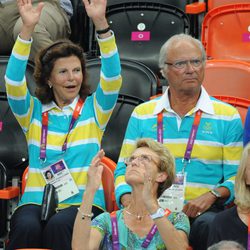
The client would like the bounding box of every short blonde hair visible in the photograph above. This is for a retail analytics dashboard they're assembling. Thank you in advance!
[234,142,250,211]
[135,138,175,198]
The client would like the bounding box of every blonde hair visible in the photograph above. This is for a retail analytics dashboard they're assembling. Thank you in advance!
[135,138,175,198]
[234,142,250,211]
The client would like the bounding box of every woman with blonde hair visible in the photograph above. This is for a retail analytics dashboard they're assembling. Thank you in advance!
[72,138,190,250]
[207,143,250,249]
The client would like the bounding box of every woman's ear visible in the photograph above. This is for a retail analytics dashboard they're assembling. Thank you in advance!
[155,172,168,183]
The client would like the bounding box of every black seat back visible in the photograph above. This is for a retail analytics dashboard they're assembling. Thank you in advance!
[69,0,91,52]
[91,2,190,76]
[107,0,188,11]
[101,94,143,162]
[0,161,7,238]
[86,58,158,102]
[0,56,34,175]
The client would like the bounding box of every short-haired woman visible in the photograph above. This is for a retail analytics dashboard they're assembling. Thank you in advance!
[72,138,190,250]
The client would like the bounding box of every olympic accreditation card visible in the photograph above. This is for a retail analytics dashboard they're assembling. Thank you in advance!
[158,172,186,212]
[41,159,79,202]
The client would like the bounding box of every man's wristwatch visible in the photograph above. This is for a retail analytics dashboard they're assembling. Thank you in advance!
[210,189,222,199]
[150,207,165,220]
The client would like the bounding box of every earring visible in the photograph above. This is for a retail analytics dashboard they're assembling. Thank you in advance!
[48,81,52,88]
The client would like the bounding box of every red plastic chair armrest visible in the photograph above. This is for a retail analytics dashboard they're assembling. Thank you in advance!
[0,186,20,199]
[186,2,206,14]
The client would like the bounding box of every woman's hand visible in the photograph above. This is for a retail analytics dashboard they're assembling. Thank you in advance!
[17,0,44,40]
[18,0,44,29]
[82,0,108,31]
[86,149,105,192]
[142,163,159,214]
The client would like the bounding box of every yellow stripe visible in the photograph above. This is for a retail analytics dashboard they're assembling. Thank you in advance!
[119,143,136,159]
[14,39,31,57]
[98,36,117,55]
[100,77,122,92]
[135,102,157,115]
[26,172,46,187]
[213,101,239,116]
[115,175,126,186]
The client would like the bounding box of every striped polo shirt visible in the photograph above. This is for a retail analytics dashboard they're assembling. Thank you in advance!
[5,34,122,210]
[115,87,243,206]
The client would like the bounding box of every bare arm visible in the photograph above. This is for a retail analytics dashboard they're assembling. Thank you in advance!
[72,150,105,250]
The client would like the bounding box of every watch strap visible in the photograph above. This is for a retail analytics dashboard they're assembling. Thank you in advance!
[210,189,221,198]
[150,207,171,220]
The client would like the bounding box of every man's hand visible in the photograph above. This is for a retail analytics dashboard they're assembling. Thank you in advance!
[182,192,217,218]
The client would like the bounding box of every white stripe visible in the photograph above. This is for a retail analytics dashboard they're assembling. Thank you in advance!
[101,48,118,58]
[13,51,29,60]
[186,182,215,189]
[28,138,100,149]
[101,72,121,81]
[78,185,104,191]
[5,76,25,85]
[225,141,243,147]
[25,187,44,192]
[102,89,120,95]
[223,160,240,165]
[190,158,222,165]
[70,167,89,172]
[95,98,114,115]
[32,117,96,133]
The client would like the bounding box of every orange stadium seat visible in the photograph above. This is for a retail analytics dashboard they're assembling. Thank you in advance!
[207,0,250,11]
[203,59,250,100]
[201,3,250,62]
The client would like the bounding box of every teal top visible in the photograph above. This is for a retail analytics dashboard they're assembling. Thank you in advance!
[91,209,190,249]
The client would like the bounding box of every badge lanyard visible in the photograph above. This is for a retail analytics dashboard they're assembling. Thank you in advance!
[110,209,171,249]
[40,98,84,161]
[157,110,202,172]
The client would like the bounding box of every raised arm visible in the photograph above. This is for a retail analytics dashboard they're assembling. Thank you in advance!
[72,150,105,250]
[82,0,111,39]
[18,0,44,41]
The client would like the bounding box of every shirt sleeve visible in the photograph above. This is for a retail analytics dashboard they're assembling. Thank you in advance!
[5,35,35,133]
[114,109,142,207]
[92,33,122,130]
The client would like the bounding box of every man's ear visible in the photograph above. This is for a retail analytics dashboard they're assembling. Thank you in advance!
[156,172,168,183]
[160,69,166,79]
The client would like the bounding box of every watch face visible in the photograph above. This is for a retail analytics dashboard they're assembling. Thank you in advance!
[158,208,165,216]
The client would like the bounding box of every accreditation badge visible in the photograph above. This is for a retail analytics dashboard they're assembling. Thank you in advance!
[41,159,79,202]
[158,172,186,212]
